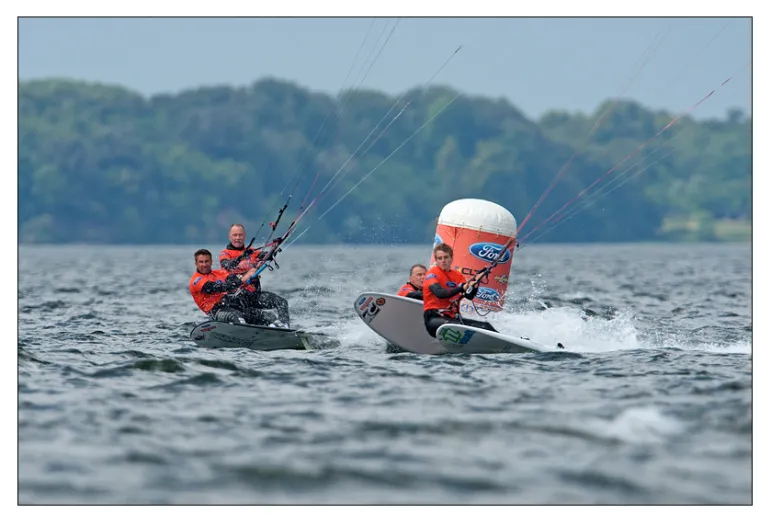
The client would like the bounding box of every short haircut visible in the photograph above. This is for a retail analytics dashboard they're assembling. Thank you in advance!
[229,223,245,232]
[433,243,453,258]
[410,263,427,275]
[194,248,212,260]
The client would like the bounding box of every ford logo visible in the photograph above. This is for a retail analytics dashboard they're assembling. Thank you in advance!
[475,287,501,302]
[468,242,512,263]
[434,234,443,246]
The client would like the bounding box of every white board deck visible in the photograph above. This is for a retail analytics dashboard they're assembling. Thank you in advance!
[353,292,556,355]
[353,292,447,355]
[189,320,339,351]
[435,324,552,354]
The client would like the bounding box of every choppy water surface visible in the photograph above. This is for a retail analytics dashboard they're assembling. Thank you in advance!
[18,243,752,504]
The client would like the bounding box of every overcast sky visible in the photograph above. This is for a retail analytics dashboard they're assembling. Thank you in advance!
[18,16,751,120]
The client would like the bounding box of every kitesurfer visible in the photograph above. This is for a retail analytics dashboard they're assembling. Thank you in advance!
[218,224,291,328]
[190,248,288,328]
[422,243,498,338]
[397,264,426,300]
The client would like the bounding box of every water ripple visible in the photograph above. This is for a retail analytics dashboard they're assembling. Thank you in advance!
[18,244,751,504]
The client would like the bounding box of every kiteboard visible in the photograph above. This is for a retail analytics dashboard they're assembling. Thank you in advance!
[434,323,555,354]
[354,292,560,355]
[354,292,445,354]
[189,320,339,351]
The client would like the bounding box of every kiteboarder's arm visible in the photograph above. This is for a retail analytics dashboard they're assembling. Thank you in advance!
[461,274,483,300]
[405,290,423,300]
[428,283,464,299]
[201,274,243,294]
[221,250,255,270]
[219,257,241,271]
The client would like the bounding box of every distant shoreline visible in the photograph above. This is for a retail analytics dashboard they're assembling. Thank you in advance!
[17,238,751,247]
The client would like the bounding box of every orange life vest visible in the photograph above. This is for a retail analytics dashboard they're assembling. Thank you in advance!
[189,269,233,314]
[219,245,262,293]
[219,245,263,274]
[397,282,420,297]
[422,266,466,318]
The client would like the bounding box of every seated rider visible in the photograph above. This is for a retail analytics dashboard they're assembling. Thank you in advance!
[397,264,427,300]
[422,243,498,338]
[189,248,271,325]
[218,223,291,328]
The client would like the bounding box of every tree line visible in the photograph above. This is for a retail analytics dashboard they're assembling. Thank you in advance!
[18,78,751,244]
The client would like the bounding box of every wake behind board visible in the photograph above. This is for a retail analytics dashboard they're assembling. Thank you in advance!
[190,320,339,351]
[435,324,552,354]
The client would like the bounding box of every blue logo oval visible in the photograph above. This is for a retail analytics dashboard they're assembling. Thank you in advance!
[476,287,501,303]
[434,234,443,247]
[468,242,512,263]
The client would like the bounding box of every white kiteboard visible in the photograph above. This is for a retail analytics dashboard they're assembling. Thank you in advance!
[354,292,562,355]
[353,292,447,355]
[434,324,556,354]
[189,320,339,351]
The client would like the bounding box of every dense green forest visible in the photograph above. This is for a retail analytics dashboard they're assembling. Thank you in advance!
[18,78,751,245]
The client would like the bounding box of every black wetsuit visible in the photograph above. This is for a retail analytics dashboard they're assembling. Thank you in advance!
[207,271,290,327]
[424,283,497,338]
[216,243,291,327]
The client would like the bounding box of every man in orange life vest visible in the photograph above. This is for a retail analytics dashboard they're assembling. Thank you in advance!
[219,223,268,272]
[397,264,427,300]
[422,243,498,338]
[218,223,291,328]
[189,248,265,325]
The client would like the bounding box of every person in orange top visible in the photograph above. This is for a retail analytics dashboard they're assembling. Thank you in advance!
[397,264,427,300]
[219,223,271,273]
[218,224,291,328]
[422,243,497,338]
[189,248,265,324]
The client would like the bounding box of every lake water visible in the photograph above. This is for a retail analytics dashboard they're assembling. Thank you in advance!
[17,243,752,504]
